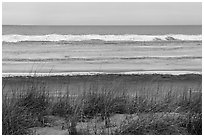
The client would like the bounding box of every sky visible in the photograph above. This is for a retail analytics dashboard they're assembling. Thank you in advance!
[2,2,202,25]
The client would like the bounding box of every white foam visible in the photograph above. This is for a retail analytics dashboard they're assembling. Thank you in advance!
[2,34,202,43]
[2,71,201,77]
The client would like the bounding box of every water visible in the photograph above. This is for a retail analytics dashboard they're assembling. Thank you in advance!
[3,25,202,35]
[2,25,202,76]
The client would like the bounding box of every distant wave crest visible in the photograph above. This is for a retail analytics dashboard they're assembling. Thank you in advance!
[2,34,202,43]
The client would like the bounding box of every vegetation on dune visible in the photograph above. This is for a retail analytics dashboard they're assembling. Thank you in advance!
[2,75,202,135]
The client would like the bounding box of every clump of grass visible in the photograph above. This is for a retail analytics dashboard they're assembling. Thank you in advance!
[180,112,202,135]
[2,75,202,135]
[116,113,188,135]
[51,94,73,117]
[2,95,41,135]
[176,91,202,113]
[109,93,129,114]
[116,89,202,135]
[128,95,151,113]
[2,81,50,134]
[79,87,128,120]
[80,91,105,119]
[16,89,50,125]
[51,98,73,117]
[188,113,202,135]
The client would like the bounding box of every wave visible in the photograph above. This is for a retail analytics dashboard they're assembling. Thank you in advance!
[2,34,202,43]
[3,56,202,62]
[2,71,201,77]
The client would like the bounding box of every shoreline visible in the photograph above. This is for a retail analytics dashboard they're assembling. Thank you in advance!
[2,71,202,78]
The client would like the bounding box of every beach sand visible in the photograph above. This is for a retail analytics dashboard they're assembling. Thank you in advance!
[3,74,202,97]
[3,74,202,135]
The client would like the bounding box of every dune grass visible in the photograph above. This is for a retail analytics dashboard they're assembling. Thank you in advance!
[2,75,202,135]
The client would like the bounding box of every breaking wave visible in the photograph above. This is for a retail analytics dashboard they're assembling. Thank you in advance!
[2,71,202,77]
[2,34,202,43]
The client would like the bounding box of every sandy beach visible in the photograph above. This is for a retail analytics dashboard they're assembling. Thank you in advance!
[3,73,202,96]
[2,5,202,134]
[2,73,202,135]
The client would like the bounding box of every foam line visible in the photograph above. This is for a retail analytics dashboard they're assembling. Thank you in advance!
[2,71,201,77]
[2,34,202,43]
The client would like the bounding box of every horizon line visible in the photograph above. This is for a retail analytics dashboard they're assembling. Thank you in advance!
[2,24,202,26]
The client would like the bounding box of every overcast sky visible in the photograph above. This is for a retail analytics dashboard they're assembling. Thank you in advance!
[2,2,202,25]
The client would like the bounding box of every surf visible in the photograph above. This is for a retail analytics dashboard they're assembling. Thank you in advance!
[2,34,202,43]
